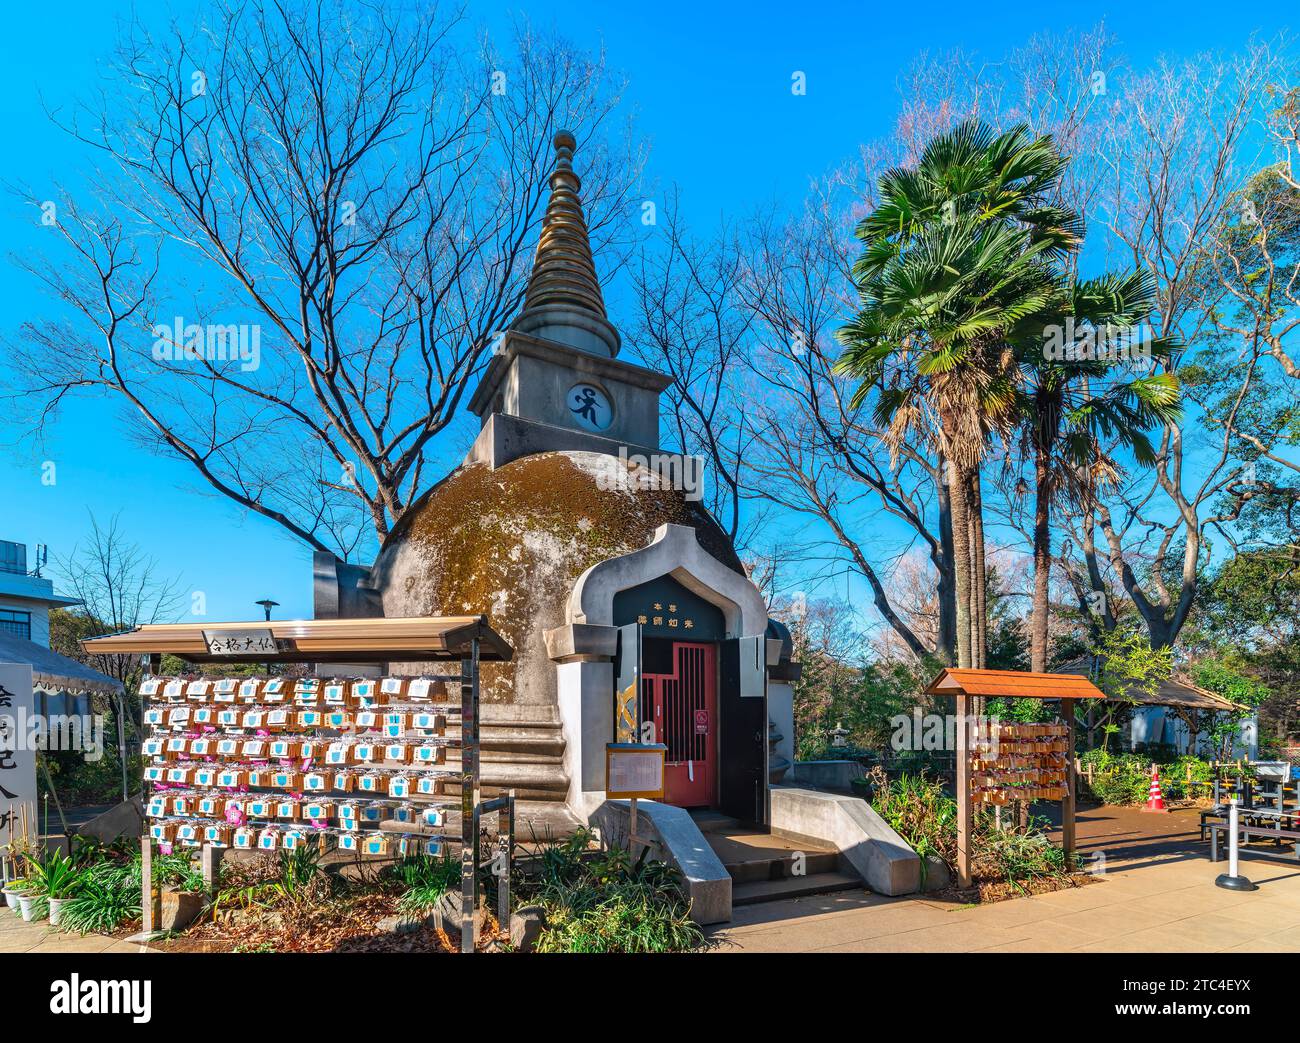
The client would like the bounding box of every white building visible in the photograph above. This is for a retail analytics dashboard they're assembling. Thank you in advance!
[0,540,79,648]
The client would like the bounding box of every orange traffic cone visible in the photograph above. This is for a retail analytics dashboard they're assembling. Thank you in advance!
[1143,764,1168,813]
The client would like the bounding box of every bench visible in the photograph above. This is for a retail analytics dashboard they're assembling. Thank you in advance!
[1207,819,1300,863]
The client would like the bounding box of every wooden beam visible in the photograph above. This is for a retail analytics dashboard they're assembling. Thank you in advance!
[1061,697,1077,866]
[81,615,513,663]
[955,693,972,888]
[924,667,1104,700]
[141,830,153,936]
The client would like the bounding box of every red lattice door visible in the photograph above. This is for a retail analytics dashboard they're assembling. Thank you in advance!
[640,642,717,807]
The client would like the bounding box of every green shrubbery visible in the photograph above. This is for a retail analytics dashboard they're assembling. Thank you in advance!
[867,771,954,870]
[1079,749,1214,805]
[518,828,704,953]
[867,769,1074,890]
[1,837,217,936]
[38,750,143,807]
[392,852,461,913]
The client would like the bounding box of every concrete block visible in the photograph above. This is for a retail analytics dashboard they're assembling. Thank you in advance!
[590,799,732,924]
[544,623,619,661]
[74,796,143,844]
[510,905,547,952]
[786,760,866,792]
[922,854,952,892]
[770,786,921,896]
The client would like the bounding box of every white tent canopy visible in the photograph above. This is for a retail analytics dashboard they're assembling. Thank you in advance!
[0,631,122,695]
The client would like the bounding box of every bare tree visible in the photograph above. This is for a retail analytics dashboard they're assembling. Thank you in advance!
[8,1,644,560]
[1201,66,1300,501]
[738,170,960,663]
[51,514,185,731]
[1063,43,1282,648]
[626,194,756,544]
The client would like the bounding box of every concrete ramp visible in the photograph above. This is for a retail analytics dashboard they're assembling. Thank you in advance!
[770,786,921,896]
[590,799,731,924]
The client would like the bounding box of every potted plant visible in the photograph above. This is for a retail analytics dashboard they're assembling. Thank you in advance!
[28,852,84,927]
[17,887,47,923]
[2,822,39,914]
[2,876,29,913]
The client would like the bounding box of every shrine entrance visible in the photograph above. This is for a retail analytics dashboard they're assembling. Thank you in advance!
[613,574,726,811]
[641,641,717,807]
[582,525,772,825]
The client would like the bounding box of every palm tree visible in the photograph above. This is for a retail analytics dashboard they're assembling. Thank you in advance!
[836,121,1080,669]
[1018,272,1181,672]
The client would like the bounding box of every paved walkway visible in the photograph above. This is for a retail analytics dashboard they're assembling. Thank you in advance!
[7,805,1298,953]
[709,807,1300,952]
[0,909,146,953]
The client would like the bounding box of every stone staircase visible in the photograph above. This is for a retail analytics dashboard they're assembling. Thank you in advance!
[443,704,569,801]
[690,810,863,905]
[447,704,583,839]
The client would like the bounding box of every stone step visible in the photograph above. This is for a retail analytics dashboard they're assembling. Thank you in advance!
[448,712,570,802]
[731,871,864,906]
[724,849,840,884]
[484,736,567,756]
[511,800,585,841]
[688,810,744,834]
[481,749,566,766]
[450,726,567,759]
[480,706,562,726]
[479,760,569,800]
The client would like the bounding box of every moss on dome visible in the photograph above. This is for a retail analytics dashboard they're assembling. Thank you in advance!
[372,451,743,704]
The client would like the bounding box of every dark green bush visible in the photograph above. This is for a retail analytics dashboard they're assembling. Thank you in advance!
[391,852,461,913]
[1079,749,1214,804]
[867,768,1073,888]
[519,827,704,953]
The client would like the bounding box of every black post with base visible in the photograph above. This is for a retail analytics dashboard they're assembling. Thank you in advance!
[1215,799,1258,892]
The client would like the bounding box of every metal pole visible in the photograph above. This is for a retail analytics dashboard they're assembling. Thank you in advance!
[141,830,154,935]
[1215,798,1257,891]
[460,637,480,953]
[496,792,512,930]
[116,693,129,804]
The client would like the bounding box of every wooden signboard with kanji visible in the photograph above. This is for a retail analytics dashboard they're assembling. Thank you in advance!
[925,669,1105,888]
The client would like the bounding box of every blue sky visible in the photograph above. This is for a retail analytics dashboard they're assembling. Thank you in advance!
[0,0,1292,625]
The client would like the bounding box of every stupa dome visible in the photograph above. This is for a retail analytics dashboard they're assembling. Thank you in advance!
[371,451,744,705]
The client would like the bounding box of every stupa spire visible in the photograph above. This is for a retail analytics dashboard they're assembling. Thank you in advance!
[511,130,621,357]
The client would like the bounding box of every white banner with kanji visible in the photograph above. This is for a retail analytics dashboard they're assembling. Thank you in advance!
[0,663,37,855]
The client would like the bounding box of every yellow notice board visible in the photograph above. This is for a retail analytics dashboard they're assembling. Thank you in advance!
[605,743,666,799]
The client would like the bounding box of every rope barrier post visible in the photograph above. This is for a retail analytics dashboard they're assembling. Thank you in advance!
[1215,798,1258,892]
